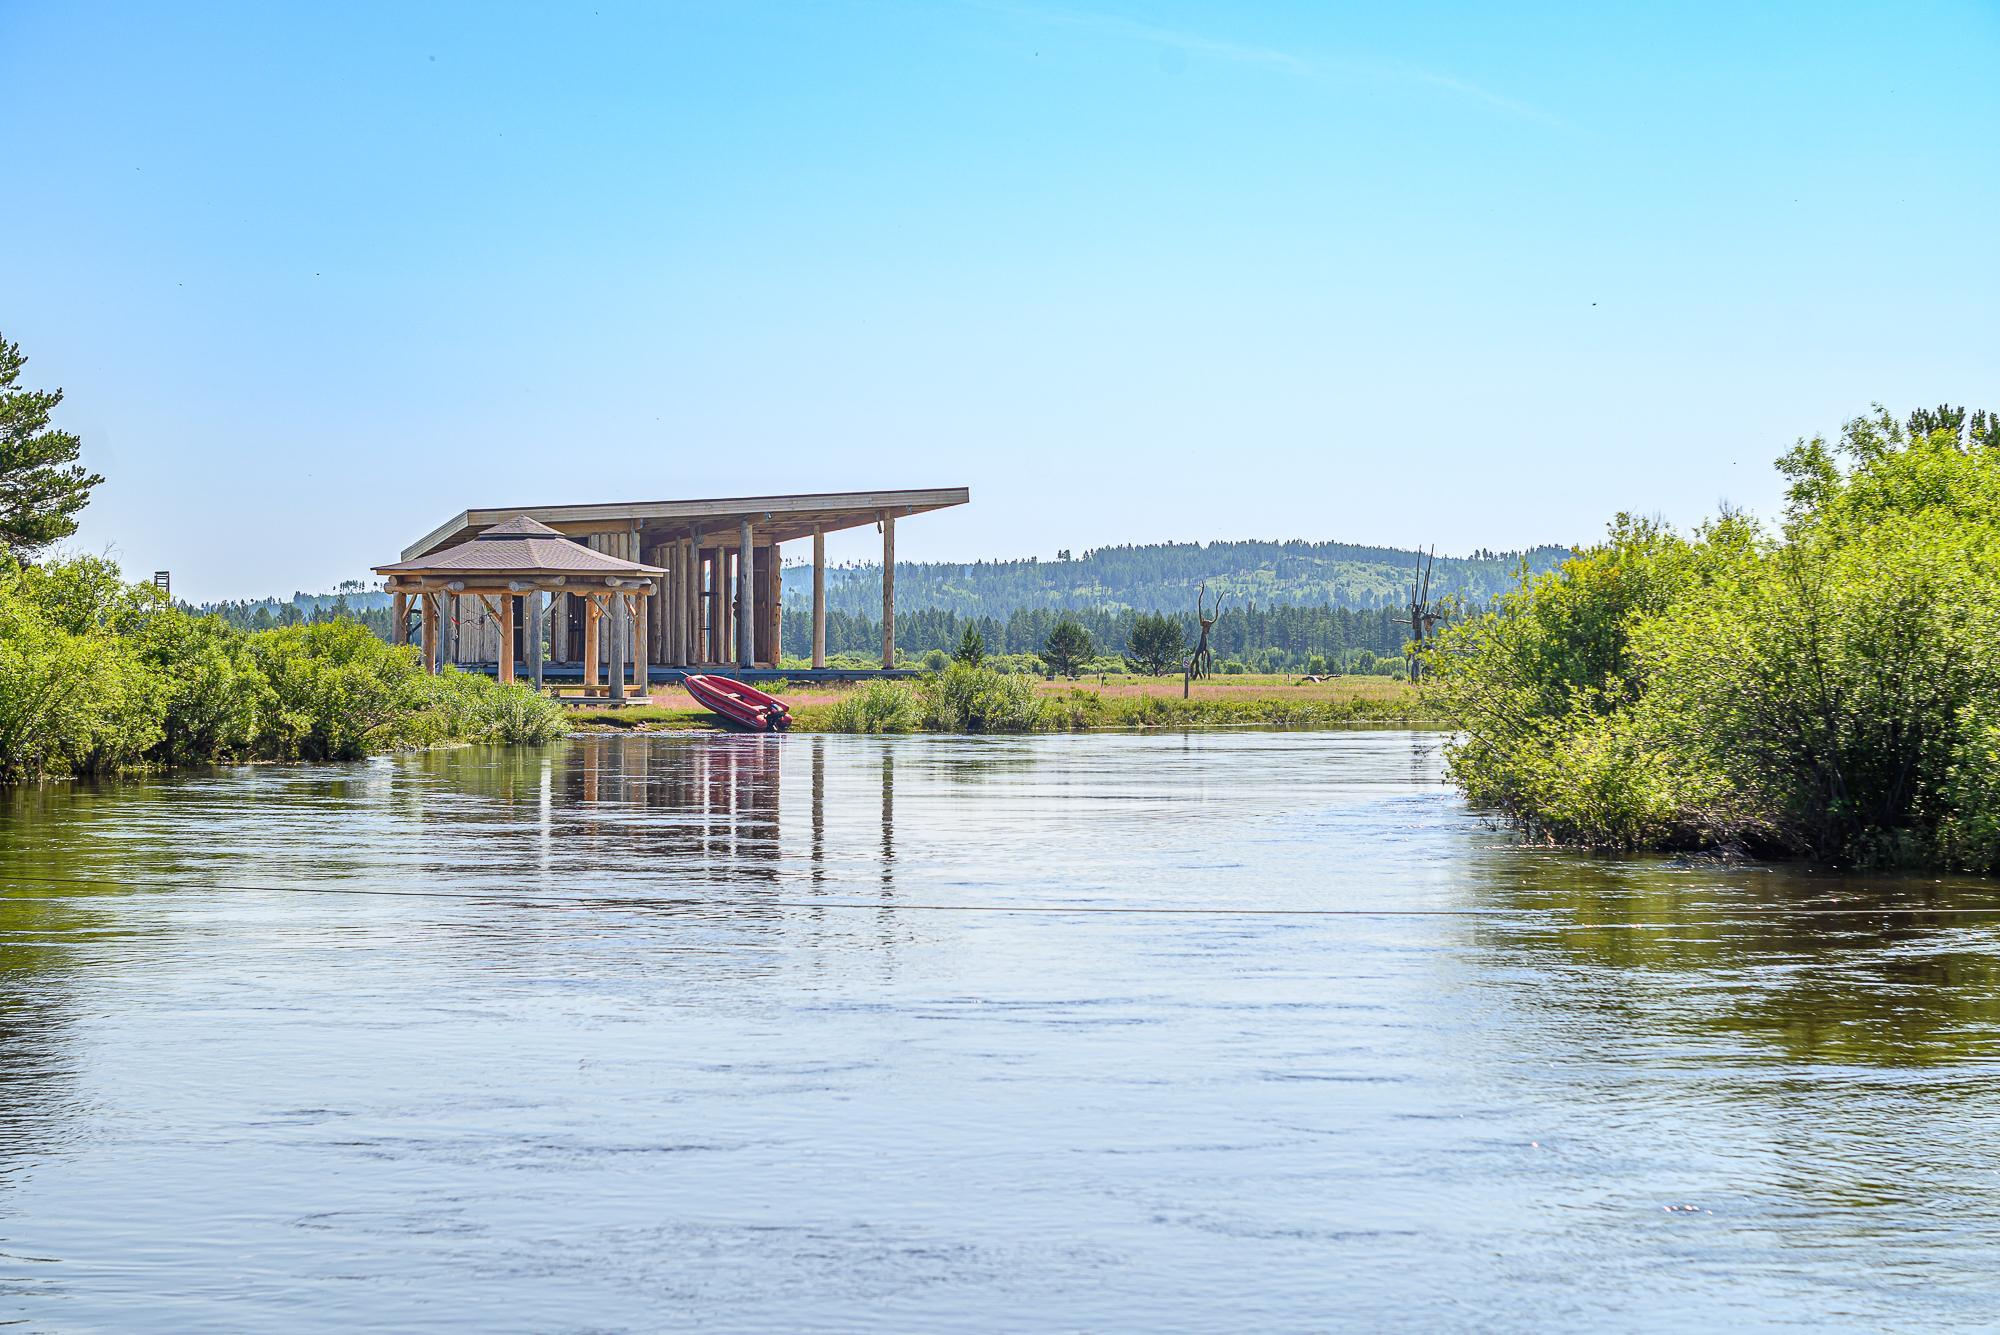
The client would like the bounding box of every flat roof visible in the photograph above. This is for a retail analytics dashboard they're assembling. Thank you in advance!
[401,487,971,561]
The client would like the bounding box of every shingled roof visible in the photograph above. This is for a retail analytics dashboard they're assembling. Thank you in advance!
[375,514,664,578]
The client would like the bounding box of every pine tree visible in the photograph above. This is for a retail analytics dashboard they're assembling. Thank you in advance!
[1041,619,1092,678]
[0,334,103,559]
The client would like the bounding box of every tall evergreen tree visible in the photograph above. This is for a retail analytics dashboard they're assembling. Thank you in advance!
[0,334,102,560]
[1041,619,1093,678]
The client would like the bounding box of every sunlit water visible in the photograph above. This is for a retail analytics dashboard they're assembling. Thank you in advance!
[3,731,2000,1331]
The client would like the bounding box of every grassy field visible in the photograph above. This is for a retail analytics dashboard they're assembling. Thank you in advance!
[566,673,1435,733]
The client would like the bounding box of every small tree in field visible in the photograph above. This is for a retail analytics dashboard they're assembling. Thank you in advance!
[1041,619,1092,679]
[1124,611,1186,675]
[953,624,986,666]
[1,334,103,560]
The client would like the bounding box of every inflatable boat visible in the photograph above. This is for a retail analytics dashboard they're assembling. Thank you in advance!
[682,674,793,731]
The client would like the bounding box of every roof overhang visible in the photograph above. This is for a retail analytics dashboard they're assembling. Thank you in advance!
[401,487,971,561]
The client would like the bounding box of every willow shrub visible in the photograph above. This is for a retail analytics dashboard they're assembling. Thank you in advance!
[824,679,921,733]
[417,666,568,746]
[918,662,1049,733]
[0,556,567,780]
[1426,408,2000,867]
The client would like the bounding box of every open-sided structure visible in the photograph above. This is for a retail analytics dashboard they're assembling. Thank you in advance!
[386,487,969,678]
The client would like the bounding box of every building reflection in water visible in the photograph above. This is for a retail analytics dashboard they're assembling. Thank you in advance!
[405,734,906,907]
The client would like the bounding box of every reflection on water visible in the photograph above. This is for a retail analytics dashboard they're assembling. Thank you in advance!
[2,732,2000,1331]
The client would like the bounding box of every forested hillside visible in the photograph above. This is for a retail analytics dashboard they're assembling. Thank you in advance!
[784,540,1568,619]
[199,539,1567,672]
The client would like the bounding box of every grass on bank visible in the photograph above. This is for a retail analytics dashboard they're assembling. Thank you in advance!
[570,667,1432,733]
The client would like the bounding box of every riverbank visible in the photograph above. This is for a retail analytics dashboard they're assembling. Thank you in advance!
[567,672,1436,733]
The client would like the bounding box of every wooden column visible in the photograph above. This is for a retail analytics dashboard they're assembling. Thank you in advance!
[636,581,650,690]
[738,519,755,669]
[498,593,516,684]
[881,511,896,669]
[609,591,626,703]
[584,595,601,687]
[680,539,695,665]
[420,592,438,672]
[391,591,408,646]
[812,526,826,670]
[765,544,781,666]
[712,547,728,663]
[446,594,460,668]
[528,591,544,689]
[666,546,680,665]
[719,551,733,664]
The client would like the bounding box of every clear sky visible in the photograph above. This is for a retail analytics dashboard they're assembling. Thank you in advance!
[3,1,1995,600]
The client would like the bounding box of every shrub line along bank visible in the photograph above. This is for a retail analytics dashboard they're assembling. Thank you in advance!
[0,555,566,783]
[1424,406,2000,871]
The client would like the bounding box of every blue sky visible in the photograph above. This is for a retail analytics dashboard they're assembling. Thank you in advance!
[3,1,1995,600]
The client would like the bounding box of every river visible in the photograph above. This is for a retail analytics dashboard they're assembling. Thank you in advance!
[2,731,1998,1331]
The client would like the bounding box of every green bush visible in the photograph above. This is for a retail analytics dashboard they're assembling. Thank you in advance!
[1427,406,2000,866]
[918,662,1049,733]
[418,667,567,746]
[824,680,920,733]
[0,556,573,780]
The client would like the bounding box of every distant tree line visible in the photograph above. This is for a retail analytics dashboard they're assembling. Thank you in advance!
[785,601,1419,672]
[784,538,1568,619]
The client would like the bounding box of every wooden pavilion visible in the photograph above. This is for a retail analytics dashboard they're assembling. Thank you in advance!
[382,487,969,683]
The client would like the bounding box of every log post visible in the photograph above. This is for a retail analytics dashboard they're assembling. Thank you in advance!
[766,543,781,667]
[881,511,896,669]
[707,550,722,663]
[636,581,650,691]
[498,592,516,684]
[528,590,544,690]
[667,544,680,666]
[738,520,755,669]
[682,538,697,665]
[812,525,827,671]
[584,594,601,687]
[391,591,408,646]
[421,592,438,672]
[609,590,625,703]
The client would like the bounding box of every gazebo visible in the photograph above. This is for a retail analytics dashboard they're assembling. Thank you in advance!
[396,486,970,675]
[374,515,665,700]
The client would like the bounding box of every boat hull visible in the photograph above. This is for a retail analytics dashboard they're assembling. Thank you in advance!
[682,675,793,731]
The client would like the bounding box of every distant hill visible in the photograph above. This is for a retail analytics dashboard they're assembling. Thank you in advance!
[781,539,1570,618]
[198,540,1572,671]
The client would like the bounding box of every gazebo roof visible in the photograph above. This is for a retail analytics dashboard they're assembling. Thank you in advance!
[375,513,664,581]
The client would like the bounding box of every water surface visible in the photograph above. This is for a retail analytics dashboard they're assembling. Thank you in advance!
[3,732,1999,1331]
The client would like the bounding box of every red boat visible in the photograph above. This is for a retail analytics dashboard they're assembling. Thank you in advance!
[682,674,793,731]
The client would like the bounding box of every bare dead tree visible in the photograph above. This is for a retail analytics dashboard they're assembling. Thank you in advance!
[1397,546,1440,681]
[1184,581,1222,697]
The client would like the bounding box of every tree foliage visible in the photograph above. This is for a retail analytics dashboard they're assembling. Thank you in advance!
[0,555,565,781]
[1124,611,1187,675]
[0,335,103,560]
[1426,405,2000,868]
[1041,619,1093,678]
